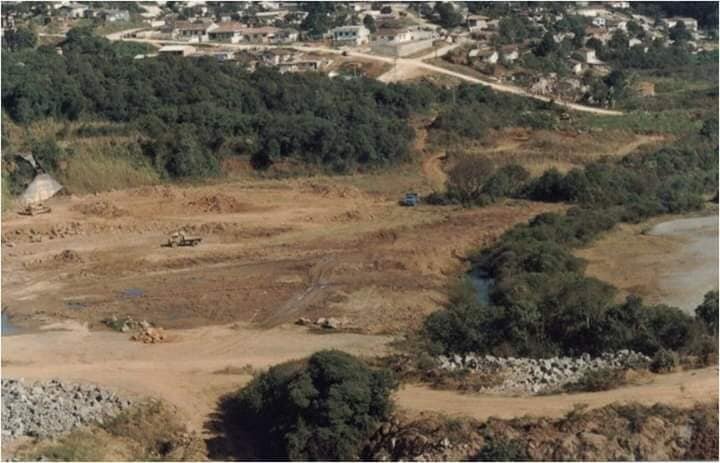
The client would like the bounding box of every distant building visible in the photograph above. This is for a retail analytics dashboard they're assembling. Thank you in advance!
[578,47,600,64]
[208,22,247,43]
[239,26,281,43]
[330,25,370,46]
[592,17,607,27]
[159,45,197,57]
[470,48,499,64]
[172,20,218,42]
[500,45,519,63]
[610,1,630,8]
[57,3,87,18]
[663,17,699,32]
[467,14,489,32]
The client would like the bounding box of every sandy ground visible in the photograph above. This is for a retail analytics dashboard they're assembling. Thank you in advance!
[397,367,719,420]
[577,212,719,313]
[1,321,392,432]
[1,176,558,334]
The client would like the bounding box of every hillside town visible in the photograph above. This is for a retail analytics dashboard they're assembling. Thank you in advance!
[2,1,717,105]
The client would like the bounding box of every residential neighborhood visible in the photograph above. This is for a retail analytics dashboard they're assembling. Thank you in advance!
[2,1,716,106]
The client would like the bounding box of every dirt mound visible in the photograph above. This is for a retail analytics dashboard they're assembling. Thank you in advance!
[186,194,252,214]
[304,182,364,199]
[73,200,128,218]
[129,185,176,199]
[53,249,83,264]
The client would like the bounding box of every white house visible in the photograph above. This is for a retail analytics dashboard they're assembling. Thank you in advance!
[610,1,630,8]
[592,17,607,27]
[663,17,699,32]
[467,14,488,32]
[331,25,370,46]
[470,48,498,64]
[57,3,87,18]
[628,38,643,47]
[172,20,218,42]
[159,45,196,57]
[578,47,601,64]
[208,22,247,43]
[500,45,519,63]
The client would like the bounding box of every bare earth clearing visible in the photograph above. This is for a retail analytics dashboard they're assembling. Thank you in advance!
[577,212,719,312]
[2,124,716,452]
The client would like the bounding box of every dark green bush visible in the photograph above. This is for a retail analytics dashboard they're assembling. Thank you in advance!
[229,350,396,460]
[565,368,627,393]
[650,348,679,373]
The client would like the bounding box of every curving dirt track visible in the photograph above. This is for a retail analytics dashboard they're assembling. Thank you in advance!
[397,367,719,421]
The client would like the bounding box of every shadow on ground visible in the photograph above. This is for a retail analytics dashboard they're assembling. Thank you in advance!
[204,393,260,461]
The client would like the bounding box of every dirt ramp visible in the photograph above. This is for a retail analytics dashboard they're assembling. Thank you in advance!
[185,194,254,214]
[72,200,128,218]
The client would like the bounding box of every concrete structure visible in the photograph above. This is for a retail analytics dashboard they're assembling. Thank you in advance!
[57,3,87,18]
[371,26,436,57]
[500,45,519,63]
[470,48,498,64]
[592,17,607,27]
[663,17,699,32]
[331,25,370,46]
[172,20,218,42]
[467,14,489,32]
[19,174,63,205]
[238,26,281,43]
[159,45,197,57]
[578,47,601,64]
[207,22,247,43]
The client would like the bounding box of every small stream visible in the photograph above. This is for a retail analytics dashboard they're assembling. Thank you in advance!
[2,312,18,336]
[468,268,495,305]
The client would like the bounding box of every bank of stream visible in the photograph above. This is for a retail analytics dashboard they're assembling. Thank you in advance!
[577,213,719,314]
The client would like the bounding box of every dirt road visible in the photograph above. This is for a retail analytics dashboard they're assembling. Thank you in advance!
[397,367,719,421]
[2,321,393,431]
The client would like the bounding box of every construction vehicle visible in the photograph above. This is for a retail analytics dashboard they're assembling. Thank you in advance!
[165,231,202,247]
[18,203,51,216]
[401,192,419,207]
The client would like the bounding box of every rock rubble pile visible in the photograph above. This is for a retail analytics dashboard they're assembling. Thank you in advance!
[437,350,651,394]
[1,379,132,440]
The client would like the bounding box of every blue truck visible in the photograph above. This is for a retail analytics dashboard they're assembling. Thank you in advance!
[401,192,419,207]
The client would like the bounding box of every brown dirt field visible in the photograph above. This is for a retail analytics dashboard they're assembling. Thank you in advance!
[2,176,559,334]
[460,128,667,175]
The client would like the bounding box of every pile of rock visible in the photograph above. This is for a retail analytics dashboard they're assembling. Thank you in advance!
[2,379,132,440]
[295,317,350,330]
[131,326,166,343]
[437,350,650,394]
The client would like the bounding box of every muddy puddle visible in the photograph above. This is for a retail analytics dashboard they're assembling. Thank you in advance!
[646,215,718,313]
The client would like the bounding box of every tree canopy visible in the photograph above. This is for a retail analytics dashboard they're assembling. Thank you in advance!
[227,350,396,460]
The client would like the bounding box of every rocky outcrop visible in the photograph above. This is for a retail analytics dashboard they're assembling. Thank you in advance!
[2,379,132,440]
[437,350,650,394]
[365,402,718,461]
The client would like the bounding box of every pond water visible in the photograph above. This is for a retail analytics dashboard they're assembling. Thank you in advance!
[2,312,18,336]
[646,215,719,313]
[468,268,495,305]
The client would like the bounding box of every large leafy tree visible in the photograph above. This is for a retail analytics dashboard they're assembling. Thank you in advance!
[231,350,396,460]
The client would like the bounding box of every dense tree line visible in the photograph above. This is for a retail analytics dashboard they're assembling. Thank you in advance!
[425,126,718,359]
[2,28,440,178]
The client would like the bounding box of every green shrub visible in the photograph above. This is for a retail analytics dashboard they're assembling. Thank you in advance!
[229,350,396,460]
[650,348,678,373]
[565,368,627,392]
[695,291,719,335]
[475,437,528,461]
